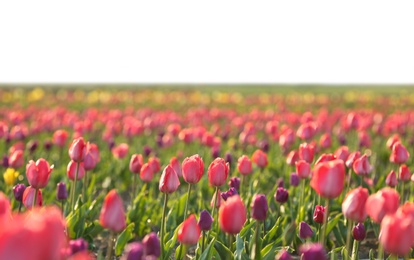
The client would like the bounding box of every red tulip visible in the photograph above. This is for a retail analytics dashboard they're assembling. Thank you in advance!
[52,129,69,147]
[0,207,66,259]
[399,165,411,182]
[286,150,299,166]
[140,163,154,182]
[67,161,85,181]
[295,160,311,179]
[313,205,325,224]
[237,155,253,176]
[342,187,369,223]
[219,195,247,234]
[8,150,24,169]
[252,149,268,168]
[319,133,331,149]
[99,190,126,232]
[83,143,99,171]
[112,143,129,159]
[352,154,372,175]
[310,159,345,199]
[296,122,316,141]
[365,188,399,223]
[178,214,201,245]
[299,143,315,163]
[148,157,161,173]
[22,186,43,209]
[129,154,144,174]
[170,157,182,178]
[182,154,204,184]
[380,211,414,256]
[385,170,398,188]
[334,146,349,162]
[69,137,86,162]
[314,153,336,165]
[26,158,53,189]
[345,151,360,168]
[208,157,230,187]
[390,142,410,164]
[159,165,180,194]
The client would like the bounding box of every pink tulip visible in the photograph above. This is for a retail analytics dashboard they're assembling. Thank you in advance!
[26,158,53,189]
[52,129,69,147]
[22,186,43,209]
[380,211,414,256]
[67,161,85,181]
[310,159,345,199]
[385,170,398,188]
[8,150,24,169]
[390,142,410,164]
[219,195,247,234]
[178,214,201,245]
[182,154,204,184]
[148,157,161,173]
[140,163,154,182]
[286,150,299,166]
[129,154,144,174]
[299,143,315,163]
[365,188,399,223]
[352,154,372,175]
[252,149,268,169]
[159,165,180,194]
[170,157,182,178]
[99,190,126,233]
[208,157,230,187]
[237,155,253,176]
[399,165,411,182]
[69,137,86,162]
[112,143,129,159]
[342,187,369,223]
[295,160,311,179]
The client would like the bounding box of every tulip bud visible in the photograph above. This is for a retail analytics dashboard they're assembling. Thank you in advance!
[69,238,88,256]
[299,221,314,239]
[334,146,349,162]
[290,173,300,187]
[385,170,398,188]
[148,157,161,173]
[53,129,69,147]
[237,155,252,176]
[159,165,180,194]
[140,163,154,183]
[299,143,315,163]
[299,243,327,260]
[198,210,213,231]
[296,160,311,179]
[399,165,411,182]
[178,214,201,245]
[169,157,182,178]
[8,150,24,169]
[43,140,53,151]
[353,154,372,175]
[345,151,360,168]
[286,150,299,166]
[67,161,85,181]
[112,143,129,159]
[56,182,68,201]
[224,152,233,165]
[228,177,240,192]
[129,154,144,174]
[83,143,99,171]
[27,140,38,154]
[211,147,220,159]
[68,137,86,162]
[276,249,292,260]
[22,186,43,209]
[275,187,289,204]
[352,223,366,241]
[221,187,238,201]
[13,183,26,202]
[252,149,268,168]
[26,158,53,189]
[143,145,152,157]
[315,153,336,165]
[208,157,229,187]
[311,159,345,199]
[313,205,325,224]
[251,194,268,221]
[99,190,126,233]
[142,232,160,257]
[122,242,144,260]
[365,188,399,223]
[342,187,369,223]
[2,155,9,168]
[276,178,284,188]
[182,154,204,184]
[390,142,410,164]
[219,195,247,234]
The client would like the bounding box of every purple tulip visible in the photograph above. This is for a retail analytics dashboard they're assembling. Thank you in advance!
[251,194,268,221]
[299,221,314,239]
[275,187,289,204]
[142,232,160,257]
[198,210,214,231]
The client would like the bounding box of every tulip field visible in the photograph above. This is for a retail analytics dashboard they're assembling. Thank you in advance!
[1,86,414,260]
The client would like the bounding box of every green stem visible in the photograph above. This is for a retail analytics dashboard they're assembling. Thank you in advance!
[229,234,234,252]
[70,162,80,211]
[401,181,406,204]
[160,193,169,260]
[132,173,137,205]
[183,183,192,220]
[253,221,262,260]
[106,231,114,260]
[320,199,330,247]
[241,175,246,199]
[32,188,38,208]
[377,241,384,260]
[61,200,65,216]
[83,170,88,201]
[346,220,353,255]
[299,179,305,222]
[202,230,206,253]
[351,239,359,260]
[18,201,22,213]
[210,187,219,220]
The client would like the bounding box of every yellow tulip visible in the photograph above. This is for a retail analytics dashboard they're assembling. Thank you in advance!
[3,168,19,186]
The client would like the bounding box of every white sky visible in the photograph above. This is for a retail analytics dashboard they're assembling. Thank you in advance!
[0,0,413,84]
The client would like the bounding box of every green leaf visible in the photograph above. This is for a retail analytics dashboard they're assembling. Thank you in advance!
[261,242,278,260]
[214,240,232,260]
[115,223,135,256]
[199,238,216,260]
[326,213,343,236]
[175,245,185,260]
[235,234,245,260]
